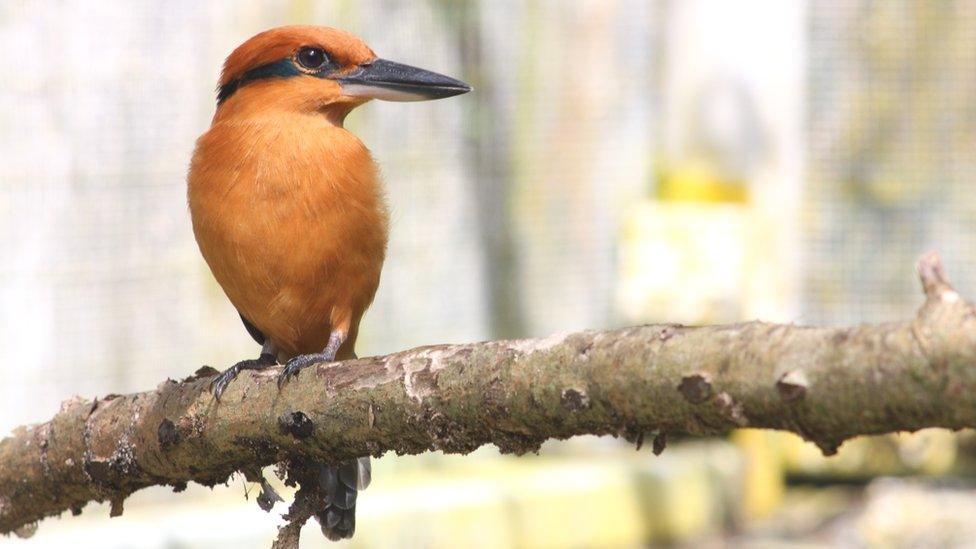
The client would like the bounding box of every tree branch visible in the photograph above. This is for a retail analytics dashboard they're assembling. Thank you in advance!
[3,252,976,543]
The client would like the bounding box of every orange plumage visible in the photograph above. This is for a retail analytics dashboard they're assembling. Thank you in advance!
[189,27,386,361]
[186,26,470,540]
[189,25,468,364]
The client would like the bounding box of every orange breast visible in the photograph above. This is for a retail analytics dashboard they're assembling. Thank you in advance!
[187,113,388,358]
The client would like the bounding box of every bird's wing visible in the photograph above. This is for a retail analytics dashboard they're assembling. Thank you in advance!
[239,311,266,345]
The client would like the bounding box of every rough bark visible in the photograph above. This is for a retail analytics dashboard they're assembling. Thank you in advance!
[2,252,976,545]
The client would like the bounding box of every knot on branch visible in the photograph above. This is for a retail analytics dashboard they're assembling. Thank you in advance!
[278,411,314,439]
[157,419,179,449]
[777,370,808,403]
[560,388,590,411]
[678,374,713,404]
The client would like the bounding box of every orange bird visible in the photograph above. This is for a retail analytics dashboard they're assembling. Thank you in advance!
[187,26,470,539]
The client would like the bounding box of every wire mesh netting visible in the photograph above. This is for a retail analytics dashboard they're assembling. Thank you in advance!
[804,0,976,324]
[3,1,976,547]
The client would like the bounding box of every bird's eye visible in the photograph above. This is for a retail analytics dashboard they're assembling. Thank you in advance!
[297,47,329,70]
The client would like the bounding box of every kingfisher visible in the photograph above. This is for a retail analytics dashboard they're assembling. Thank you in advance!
[187,25,470,540]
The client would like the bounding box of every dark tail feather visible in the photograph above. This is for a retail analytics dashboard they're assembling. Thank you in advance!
[316,457,371,541]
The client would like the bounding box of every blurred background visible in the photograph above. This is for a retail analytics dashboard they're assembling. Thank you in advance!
[2,0,976,547]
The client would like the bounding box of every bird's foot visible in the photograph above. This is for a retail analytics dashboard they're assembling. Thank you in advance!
[277,352,334,388]
[211,352,276,400]
[277,331,345,389]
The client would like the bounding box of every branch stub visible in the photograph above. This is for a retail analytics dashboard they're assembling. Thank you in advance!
[776,370,809,403]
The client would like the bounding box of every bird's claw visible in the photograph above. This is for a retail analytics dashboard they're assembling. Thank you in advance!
[211,354,276,401]
[277,353,332,389]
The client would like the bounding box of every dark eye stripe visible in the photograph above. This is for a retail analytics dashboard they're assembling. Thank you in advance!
[216,54,338,105]
[217,59,301,104]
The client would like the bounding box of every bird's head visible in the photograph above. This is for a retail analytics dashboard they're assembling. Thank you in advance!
[214,26,471,123]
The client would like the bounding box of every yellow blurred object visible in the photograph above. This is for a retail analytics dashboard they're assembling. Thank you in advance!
[617,201,749,324]
[505,462,646,548]
[634,457,721,543]
[352,460,650,549]
[895,430,958,474]
[344,443,746,548]
[655,163,749,203]
[731,430,786,520]
[617,161,757,325]
[352,474,514,549]
[778,429,959,478]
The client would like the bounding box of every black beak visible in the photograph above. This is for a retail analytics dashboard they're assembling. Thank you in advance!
[337,58,471,102]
